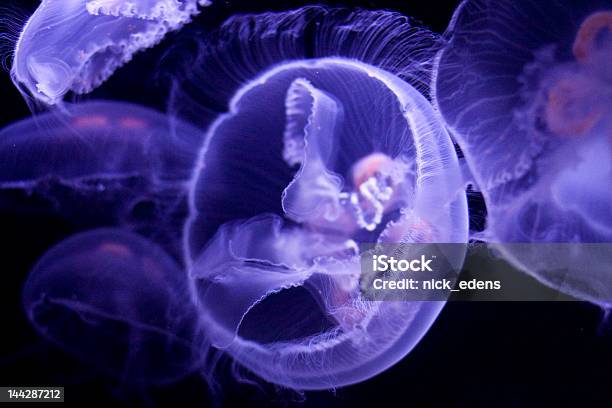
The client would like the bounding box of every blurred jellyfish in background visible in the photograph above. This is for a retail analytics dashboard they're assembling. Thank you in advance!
[22,228,204,383]
[0,100,203,258]
[433,0,612,304]
[176,7,469,389]
[11,0,210,105]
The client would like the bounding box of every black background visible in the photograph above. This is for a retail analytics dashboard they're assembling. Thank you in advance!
[0,1,611,407]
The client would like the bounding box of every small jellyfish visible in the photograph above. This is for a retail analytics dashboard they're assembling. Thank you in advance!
[11,0,210,105]
[433,0,612,303]
[22,228,204,383]
[0,100,203,258]
[178,8,469,389]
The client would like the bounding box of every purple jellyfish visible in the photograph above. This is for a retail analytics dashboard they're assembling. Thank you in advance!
[11,0,210,105]
[22,228,204,383]
[433,0,612,304]
[0,100,203,257]
[176,7,469,389]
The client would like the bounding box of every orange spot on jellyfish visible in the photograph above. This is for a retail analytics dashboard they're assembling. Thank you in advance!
[572,10,612,63]
[72,115,109,128]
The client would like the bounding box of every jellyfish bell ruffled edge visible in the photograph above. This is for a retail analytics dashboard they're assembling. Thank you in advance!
[10,0,211,107]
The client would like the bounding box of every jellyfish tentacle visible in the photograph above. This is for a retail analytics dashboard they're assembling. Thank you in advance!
[168,6,443,127]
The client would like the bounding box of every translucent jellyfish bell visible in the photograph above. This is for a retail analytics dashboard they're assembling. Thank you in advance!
[22,228,203,383]
[178,8,469,390]
[11,0,210,105]
[0,100,201,186]
[0,100,203,258]
[433,0,612,304]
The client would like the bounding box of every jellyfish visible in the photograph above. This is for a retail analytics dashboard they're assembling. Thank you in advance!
[22,228,204,383]
[433,0,612,304]
[177,8,469,389]
[10,0,210,105]
[0,100,203,258]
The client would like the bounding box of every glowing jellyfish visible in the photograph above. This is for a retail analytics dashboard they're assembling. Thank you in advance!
[178,8,469,389]
[0,100,203,257]
[433,0,612,304]
[11,0,210,105]
[22,228,203,383]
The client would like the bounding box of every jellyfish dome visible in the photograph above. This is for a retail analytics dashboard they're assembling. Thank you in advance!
[433,0,612,304]
[178,8,469,389]
[11,0,210,105]
[0,100,203,257]
[22,228,204,383]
